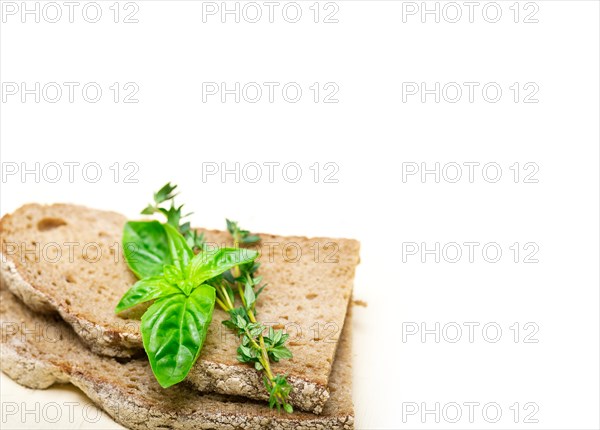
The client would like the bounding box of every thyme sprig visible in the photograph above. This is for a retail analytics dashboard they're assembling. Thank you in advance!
[141,182,205,252]
[216,220,294,413]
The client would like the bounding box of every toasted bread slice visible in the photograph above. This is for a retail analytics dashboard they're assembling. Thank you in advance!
[0,203,360,413]
[0,286,355,430]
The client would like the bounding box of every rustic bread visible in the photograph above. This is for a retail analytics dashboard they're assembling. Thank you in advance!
[0,203,360,413]
[0,285,355,430]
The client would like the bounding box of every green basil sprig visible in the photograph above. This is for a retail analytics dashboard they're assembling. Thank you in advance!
[116,221,257,388]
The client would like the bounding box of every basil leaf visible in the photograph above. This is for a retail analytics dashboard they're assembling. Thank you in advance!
[123,221,172,279]
[114,277,180,314]
[163,223,193,274]
[163,264,184,285]
[189,248,258,286]
[141,285,215,388]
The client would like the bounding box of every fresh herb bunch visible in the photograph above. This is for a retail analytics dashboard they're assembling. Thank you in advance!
[116,219,257,388]
[216,220,294,413]
[116,184,293,413]
[141,182,205,252]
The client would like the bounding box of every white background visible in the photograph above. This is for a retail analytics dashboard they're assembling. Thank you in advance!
[1,1,599,429]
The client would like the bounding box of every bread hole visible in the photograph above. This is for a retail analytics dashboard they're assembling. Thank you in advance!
[37,217,67,231]
[98,231,109,238]
[296,305,303,311]
[65,274,76,284]
[306,293,318,300]
[65,299,71,305]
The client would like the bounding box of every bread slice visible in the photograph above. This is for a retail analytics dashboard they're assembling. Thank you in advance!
[0,203,360,414]
[0,285,355,430]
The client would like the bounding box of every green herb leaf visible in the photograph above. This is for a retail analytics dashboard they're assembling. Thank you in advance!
[163,223,193,273]
[268,345,293,362]
[236,314,248,329]
[114,277,179,314]
[255,284,266,298]
[241,234,260,244]
[163,264,184,284]
[244,281,256,310]
[269,374,292,412]
[154,182,178,204]
[237,345,255,363]
[187,230,205,252]
[161,204,185,231]
[141,285,215,388]
[123,221,172,278]
[189,248,258,286]
[141,205,157,215]
[226,219,261,245]
[142,183,204,251]
[221,319,237,330]
[248,323,264,338]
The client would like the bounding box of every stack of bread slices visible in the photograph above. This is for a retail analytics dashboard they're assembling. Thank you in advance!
[0,204,360,430]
